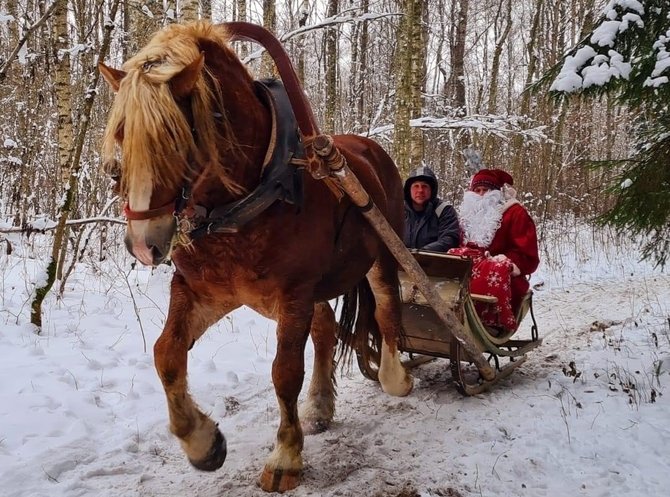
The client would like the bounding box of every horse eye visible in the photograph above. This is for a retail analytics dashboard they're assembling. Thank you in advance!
[142,59,162,72]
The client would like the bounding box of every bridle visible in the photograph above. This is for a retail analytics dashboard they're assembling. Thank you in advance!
[122,184,194,221]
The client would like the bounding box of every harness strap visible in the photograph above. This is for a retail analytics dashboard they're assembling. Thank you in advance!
[189,79,305,239]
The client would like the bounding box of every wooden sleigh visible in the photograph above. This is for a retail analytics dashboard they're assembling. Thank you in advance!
[355,251,541,395]
[227,23,541,396]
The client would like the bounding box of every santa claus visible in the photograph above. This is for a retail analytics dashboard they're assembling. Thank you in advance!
[448,169,539,333]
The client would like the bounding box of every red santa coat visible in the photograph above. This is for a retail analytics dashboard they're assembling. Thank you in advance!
[449,201,539,331]
[485,202,539,310]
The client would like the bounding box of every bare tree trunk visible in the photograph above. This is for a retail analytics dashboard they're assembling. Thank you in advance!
[393,0,426,178]
[483,0,512,164]
[31,0,122,329]
[486,0,511,115]
[324,0,339,132]
[235,0,248,58]
[444,0,470,169]
[512,0,543,180]
[445,0,469,115]
[295,0,310,85]
[125,0,163,55]
[179,0,199,21]
[202,0,212,19]
[260,0,277,78]
[350,0,369,133]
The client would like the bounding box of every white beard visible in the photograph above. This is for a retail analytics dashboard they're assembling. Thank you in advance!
[457,190,504,248]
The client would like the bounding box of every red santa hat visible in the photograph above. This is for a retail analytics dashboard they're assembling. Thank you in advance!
[470,169,514,191]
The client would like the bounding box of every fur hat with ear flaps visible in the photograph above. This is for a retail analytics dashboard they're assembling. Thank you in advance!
[470,169,514,191]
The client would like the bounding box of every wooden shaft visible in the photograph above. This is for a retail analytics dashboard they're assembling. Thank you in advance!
[313,136,495,381]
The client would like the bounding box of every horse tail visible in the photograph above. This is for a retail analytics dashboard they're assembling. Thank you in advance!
[336,277,381,371]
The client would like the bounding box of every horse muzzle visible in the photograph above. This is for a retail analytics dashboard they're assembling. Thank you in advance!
[124,216,177,266]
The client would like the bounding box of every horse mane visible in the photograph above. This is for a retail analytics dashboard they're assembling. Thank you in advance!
[102,22,242,196]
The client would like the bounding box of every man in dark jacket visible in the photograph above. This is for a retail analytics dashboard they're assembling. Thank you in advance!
[403,166,459,252]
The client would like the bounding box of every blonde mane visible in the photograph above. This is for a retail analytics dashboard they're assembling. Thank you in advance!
[102,22,240,196]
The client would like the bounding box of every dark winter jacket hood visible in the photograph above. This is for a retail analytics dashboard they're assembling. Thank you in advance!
[404,166,439,204]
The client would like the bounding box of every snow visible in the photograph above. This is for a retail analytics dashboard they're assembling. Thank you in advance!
[1,226,669,497]
[644,29,670,87]
[550,0,660,93]
[0,12,14,24]
[550,47,597,92]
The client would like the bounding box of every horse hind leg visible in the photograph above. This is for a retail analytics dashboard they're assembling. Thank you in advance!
[299,301,337,434]
[366,258,413,396]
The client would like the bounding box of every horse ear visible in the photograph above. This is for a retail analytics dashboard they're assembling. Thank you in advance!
[99,63,126,92]
[170,52,205,100]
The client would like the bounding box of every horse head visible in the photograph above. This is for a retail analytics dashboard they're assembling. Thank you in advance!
[99,23,254,266]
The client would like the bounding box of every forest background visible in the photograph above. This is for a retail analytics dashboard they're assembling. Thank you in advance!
[0,0,667,325]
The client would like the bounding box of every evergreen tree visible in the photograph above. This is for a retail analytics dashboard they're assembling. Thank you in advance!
[537,0,670,266]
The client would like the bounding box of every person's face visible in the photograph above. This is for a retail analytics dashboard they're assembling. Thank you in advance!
[472,185,491,196]
[410,181,432,206]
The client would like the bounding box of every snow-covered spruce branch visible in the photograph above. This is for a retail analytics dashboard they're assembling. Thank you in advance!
[366,115,549,142]
[242,9,401,64]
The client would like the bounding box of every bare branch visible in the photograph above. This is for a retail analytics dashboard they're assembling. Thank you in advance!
[0,2,59,82]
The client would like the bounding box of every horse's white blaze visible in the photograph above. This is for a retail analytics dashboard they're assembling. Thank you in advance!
[378,344,413,396]
[126,169,154,266]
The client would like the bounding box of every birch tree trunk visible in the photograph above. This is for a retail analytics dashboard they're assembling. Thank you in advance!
[31,0,122,329]
[260,0,277,78]
[295,0,310,85]
[179,0,199,21]
[235,0,248,58]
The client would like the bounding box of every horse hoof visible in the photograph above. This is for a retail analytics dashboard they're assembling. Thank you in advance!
[258,466,301,493]
[188,429,227,471]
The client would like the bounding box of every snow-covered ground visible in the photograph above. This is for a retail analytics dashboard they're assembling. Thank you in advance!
[1,225,668,497]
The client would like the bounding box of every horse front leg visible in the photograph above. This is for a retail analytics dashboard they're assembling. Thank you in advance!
[153,275,229,471]
[259,302,313,493]
[300,301,337,434]
[367,257,414,396]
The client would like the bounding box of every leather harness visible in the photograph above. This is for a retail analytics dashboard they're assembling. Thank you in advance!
[188,79,308,239]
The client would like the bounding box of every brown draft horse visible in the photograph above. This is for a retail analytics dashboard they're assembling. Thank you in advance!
[99,21,412,492]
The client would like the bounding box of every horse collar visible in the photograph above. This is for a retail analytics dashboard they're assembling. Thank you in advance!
[187,79,305,239]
